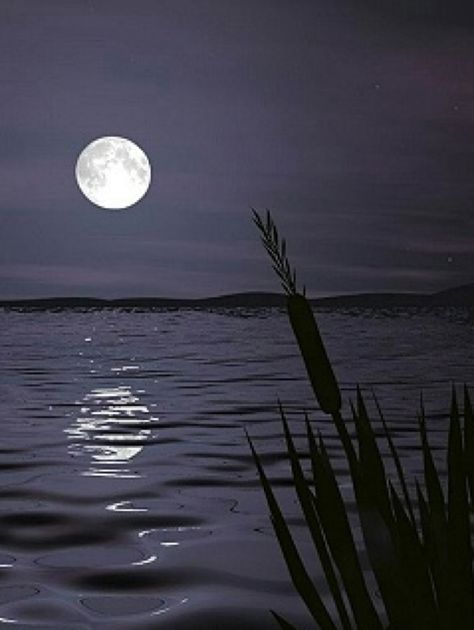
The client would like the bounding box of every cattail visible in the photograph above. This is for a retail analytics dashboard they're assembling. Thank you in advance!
[287,292,341,414]
[252,208,341,414]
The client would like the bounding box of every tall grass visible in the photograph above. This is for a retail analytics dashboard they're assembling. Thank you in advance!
[248,210,474,630]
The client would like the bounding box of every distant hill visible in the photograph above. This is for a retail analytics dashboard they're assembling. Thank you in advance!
[428,283,474,306]
[0,292,286,310]
[311,284,474,308]
[310,292,425,308]
[311,283,474,307]
[1,283,474,310]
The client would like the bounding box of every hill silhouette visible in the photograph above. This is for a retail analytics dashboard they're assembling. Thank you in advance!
[1,283,474,310]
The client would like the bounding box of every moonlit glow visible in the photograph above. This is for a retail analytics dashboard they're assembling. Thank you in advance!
[65,384,153,479]
[75,136,151,209]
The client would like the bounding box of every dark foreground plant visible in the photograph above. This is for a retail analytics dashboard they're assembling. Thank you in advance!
[248,209,474,630]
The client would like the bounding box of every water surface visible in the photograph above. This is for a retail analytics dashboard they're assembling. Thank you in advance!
[0,307,473,628]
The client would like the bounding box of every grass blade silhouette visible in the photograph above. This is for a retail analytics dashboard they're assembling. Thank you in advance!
[246,430,337,630]
[447,389,473,628]
[373,392,416,528]
[309,426,383,630]
[389,482,440,629]
[249,208,474,630]
[353,388,394,529]
[279,405,354,630]
[463,386,474,504]
[270,611,300,630]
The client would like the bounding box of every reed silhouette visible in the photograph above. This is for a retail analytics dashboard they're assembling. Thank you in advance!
[248,209,474,630]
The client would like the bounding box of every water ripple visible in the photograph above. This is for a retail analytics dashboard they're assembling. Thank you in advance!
[0,308,473,627]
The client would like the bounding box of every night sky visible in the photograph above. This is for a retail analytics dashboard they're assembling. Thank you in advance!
[1,0,473,299]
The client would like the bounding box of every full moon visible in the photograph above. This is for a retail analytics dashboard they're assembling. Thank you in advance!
[75,136,151,209]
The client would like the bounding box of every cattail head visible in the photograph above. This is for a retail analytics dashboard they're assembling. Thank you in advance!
[287,293,341,414]
[252,208,341,414]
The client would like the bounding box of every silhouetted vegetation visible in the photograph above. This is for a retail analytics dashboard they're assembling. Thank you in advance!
[249,210,474,630]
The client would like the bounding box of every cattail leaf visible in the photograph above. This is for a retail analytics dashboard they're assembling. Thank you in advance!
[373,392,416,529]
[354,388,394,530]
[389,482,440,629]
[415,482,431,550]
[270,611,300,630]
[447,388,473,628]
[418,406,447,531]
[345,400,408,628]
[463,385,474,504]
[352,471,408,630]
[416,481,450,630]
[246,431,337,630]
[332,408,358,474]
[305,419,383,630]
[418,408,450,627]
[279,406,353,630]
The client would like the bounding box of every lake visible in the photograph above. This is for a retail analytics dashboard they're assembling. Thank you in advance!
[0,307,473,629]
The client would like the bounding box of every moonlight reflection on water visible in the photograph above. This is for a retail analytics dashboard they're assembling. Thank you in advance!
[66,384,156,479]
[1,309,473,628]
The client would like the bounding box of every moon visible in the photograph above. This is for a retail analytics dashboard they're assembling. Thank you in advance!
[75,136,151,209]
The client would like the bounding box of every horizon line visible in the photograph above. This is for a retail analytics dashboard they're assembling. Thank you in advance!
[1,281,473,305]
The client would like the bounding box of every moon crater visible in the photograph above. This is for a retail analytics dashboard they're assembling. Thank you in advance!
[75,136,151,210]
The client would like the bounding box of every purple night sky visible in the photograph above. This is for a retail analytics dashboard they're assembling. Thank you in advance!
[0,0,473,299]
